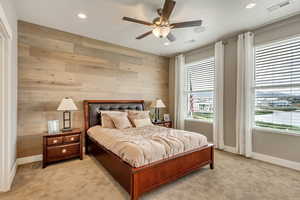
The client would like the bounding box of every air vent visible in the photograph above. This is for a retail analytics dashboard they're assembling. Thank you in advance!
[267,0,293,12]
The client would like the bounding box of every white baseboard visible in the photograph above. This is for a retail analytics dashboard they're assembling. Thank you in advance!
[223,145,237,154]
[221,146,299,171]
[17,154,43,166]
[7,162,17,190]
[252,152,300,171]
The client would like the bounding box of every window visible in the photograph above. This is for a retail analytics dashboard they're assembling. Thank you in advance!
[254,35,300,134]
[185,57,215,121]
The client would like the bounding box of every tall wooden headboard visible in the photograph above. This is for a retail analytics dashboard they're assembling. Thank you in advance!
[83,100,145,132]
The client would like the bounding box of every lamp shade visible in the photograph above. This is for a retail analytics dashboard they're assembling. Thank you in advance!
[57,98,78,111]
[150,99,166,108]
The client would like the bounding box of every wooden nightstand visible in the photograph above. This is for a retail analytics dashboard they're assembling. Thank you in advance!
[153,121,172,128]
[43,128,83,168]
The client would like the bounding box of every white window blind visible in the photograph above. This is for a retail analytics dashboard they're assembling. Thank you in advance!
[254,35,300,133]
[185,57,215,92]
[185,57,215,121]
[255,36,300,88]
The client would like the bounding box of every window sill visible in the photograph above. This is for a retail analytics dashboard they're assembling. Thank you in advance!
[184,118,213,124]
[253,126,300,137]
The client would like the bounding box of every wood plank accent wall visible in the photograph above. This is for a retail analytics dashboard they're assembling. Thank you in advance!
[17,21,169,158]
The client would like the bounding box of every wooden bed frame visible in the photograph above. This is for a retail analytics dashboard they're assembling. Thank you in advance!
[83,100,214,200]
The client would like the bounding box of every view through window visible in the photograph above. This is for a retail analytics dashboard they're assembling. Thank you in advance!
[254,36,300,133]
[185,57,215,121]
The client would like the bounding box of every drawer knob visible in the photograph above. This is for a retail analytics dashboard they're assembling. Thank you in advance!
[70,137,74,141]
[53,140,58,144]
[62,149,67,154]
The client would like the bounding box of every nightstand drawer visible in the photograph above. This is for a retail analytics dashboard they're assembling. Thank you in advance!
[63,134,80,144]
[47,136,63,146]
[163,122,172,128]
[47,143,80,162]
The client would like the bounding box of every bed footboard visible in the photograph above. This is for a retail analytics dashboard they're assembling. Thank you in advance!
[130,144,214,200]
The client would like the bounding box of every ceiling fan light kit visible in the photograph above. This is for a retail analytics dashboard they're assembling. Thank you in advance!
[122,0,203,42]
[152,26,171,38]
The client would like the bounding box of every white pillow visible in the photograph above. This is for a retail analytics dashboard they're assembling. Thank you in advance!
[133,118,153,128]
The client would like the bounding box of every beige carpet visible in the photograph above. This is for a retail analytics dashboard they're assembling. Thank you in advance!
[1,150,299,200]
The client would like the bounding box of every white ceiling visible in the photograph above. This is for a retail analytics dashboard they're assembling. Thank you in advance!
[15,0,300,56]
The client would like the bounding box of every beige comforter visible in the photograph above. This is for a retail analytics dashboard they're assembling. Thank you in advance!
[88,125,208,167]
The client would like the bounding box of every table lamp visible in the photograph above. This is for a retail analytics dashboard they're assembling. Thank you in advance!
[150,99,166,122]
[57,97,78,132]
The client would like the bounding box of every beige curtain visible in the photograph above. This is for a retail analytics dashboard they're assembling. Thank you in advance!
[213,41,225,149]
[174,54,186,129]
[236,32,255,157]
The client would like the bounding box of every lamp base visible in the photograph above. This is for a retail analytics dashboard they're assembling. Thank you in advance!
[154,108,161,123]
[61,128,73,132]
[62,111,72,132]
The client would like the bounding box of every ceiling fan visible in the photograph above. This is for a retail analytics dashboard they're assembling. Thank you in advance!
[122,0,202,42]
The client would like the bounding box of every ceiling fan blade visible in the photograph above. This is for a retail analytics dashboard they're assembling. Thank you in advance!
[167,33,176,42]
[136,31,153,39]
[162,0,176,20]
[123,17,153,26]
[171,20,202,28]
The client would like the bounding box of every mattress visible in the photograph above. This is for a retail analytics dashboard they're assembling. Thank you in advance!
[87,125,208,167]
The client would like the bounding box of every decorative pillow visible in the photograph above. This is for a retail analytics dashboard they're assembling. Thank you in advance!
[101,111,124,128]
[134,118,153,128]
[127,110,151,127]
[110,113,132,129]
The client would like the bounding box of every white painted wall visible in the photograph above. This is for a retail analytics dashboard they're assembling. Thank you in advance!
[0,0,17,191]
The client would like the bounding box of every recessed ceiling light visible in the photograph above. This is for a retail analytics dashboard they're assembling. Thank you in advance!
[267,0,293,12]
[164,42,170,46]
[185,39,196,44]
[77,13,87,19]
[246,2,256,9]
[194,26,206,33]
